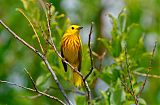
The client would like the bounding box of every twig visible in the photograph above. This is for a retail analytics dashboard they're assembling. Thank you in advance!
[137,41,157,97]
[0,80,66,105]
[92,51,106,71]
[92,51,99,58]
[38,0,46,12]
[0,20,38,53]
[83,22,94,104]
[25,87,51,99]
[124,44,139,105]
[39,24,48,56]
[46,3,53,42]
[0,20,70,105]
[84,22,94,80]
[0,80,35,91]
[120,64,127,89]
[83,80,92,104]
[17,8,44,54]
[24,68,38,92]
[121,81,132,95]
[49,86,86,96]
[134,71,160,79]
[26,86,86,99]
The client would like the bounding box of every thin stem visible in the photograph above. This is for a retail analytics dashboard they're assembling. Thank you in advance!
[24,68,38,92]
[0,80,66,105]
[84,22,94,80]
[121,81,132,95]
[124,44,138,105]
[137,41,157,97]
[83,80,92,105]
[25,87,51,99]
[49,86,86,96]
[17,8,44,53]
[134,71,160,79]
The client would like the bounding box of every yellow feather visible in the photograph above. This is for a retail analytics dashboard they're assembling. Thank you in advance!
[61,25,83,87]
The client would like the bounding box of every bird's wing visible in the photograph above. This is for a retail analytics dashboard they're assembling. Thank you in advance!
[61,47,67,72]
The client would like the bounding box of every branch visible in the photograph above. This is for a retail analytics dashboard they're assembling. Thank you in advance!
[39,24,48,56]
[137,41,157,97]
[24,87,51,99]
[121,81,133,95]
[26,86,86,99]
[84,22,94,80]
[83,80,92,104]
[0,20,70,105]
[17,8,44,54]
[46,3,53,42]
[49,87,86,96]
[134,71,160,79]
[23,69,65,104]
[124,44,139,105]
[0,80,65,105]
[0,20,38,53]
[24,68,38,92]
[92,51,106,71]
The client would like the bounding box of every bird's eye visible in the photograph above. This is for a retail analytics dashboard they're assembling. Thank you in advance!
[71,27,74,30]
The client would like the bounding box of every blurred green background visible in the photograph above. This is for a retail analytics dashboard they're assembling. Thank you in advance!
[0,0,160,105]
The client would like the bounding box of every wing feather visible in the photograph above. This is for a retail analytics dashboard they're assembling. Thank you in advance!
[61,47,67,72]
[78,44,82,71]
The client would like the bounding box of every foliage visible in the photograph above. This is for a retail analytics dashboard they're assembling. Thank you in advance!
[0,0,160,105]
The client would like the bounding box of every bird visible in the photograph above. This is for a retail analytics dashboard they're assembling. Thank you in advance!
[61,25,83,87]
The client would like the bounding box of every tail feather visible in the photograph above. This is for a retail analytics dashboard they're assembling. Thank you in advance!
[73,71,83,87]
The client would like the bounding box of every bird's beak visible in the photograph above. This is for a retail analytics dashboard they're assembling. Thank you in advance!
[77,26,83,30]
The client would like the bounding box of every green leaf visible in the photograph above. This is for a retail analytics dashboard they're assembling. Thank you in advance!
[112,35,122,57]
[133,67,145,72]
[36,73,51,86]
[21,0,29,9]
[100,67,113,85]
[97,91,110,105]
[76,96,87,105]
[110,87,126,105]
[108,13,119,38]
[139,98,147,105]
[118,8,127,33]
[126,23,143,48]
[97,38,112,54]
[122,100,135,105]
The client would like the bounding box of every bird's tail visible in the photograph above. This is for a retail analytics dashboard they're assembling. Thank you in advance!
[73,71,83,87]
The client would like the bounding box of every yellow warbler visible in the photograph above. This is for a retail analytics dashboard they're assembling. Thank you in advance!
[61,25,83,87]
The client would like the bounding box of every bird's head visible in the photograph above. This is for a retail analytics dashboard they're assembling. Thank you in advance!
[65,25,83,35]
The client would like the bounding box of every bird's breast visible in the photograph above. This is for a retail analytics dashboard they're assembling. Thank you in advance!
[61,35,81,66]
